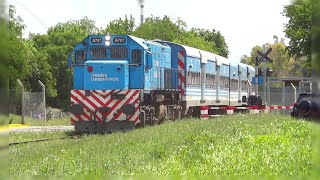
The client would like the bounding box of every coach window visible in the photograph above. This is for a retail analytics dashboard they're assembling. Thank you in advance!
[132,49,142,64]
[242,80,248,91]
[226,77,230,88]
[206,74,214,88]
[230,79,235,91]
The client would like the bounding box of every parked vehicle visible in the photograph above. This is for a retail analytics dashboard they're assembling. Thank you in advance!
[291,93,312,118]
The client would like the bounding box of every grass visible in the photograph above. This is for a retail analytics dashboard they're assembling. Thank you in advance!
[9,131,73,143]
[9,114,71,126]
[9,114,313,175]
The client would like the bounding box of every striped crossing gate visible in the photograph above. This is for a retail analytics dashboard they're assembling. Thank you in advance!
[200,105,293,118]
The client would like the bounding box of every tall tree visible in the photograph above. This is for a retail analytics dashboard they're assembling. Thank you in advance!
[102,15,135,35]
[9,5,57,109]
[313,0,320,73]
[0,2,7,88]
[133,15,182,41]
[0,1,8,116]
[9,5,31,90]
[282,4,312,75]
[191,28,229,58]
[174,31,218,54]
[30,17,99,108]
[240,45,263,66]
[132,15,227,56]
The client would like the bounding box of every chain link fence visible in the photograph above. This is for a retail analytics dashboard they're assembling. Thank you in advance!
[9,89,45,122]
[9,89,70,124]
[258,77,312,115]
[9,89,21,116]
[24,92,46,120]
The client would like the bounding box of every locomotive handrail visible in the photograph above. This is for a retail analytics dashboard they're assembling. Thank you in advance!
[122,64,140,67]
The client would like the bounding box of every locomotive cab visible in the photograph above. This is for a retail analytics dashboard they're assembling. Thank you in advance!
[68,35,149,132]
[70,35,147,90]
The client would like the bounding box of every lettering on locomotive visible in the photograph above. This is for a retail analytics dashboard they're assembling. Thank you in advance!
[91,38,102,44]
[113,37,126,44]
[91,73,119,82]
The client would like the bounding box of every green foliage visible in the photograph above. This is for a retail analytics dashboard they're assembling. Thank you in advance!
[29,17,99,108]
[0,2,7,88]
[191,28,229,57]
[9,115,312,175]
[312,0,320,73]
[283,5,312,75]
[174,31,218,54]
[9,5,56,101]
[292,0,311,5]
[133,15,182,41]
[9,131,71,143]
[240,45,263,66]
[102,15,135,35]
[9,5,30,90]
[0,1,8,116]
[132,15,228,57]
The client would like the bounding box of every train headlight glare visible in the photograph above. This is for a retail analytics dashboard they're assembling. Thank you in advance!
[105,41,111,46]
[105,35,111,41]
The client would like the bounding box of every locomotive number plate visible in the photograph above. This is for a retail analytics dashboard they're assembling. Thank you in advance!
[91,38,102,44]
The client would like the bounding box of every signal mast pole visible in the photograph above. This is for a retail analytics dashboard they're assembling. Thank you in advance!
[255,57,259,97]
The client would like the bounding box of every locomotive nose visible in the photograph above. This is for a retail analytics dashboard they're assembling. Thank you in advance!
[83,60,129,90]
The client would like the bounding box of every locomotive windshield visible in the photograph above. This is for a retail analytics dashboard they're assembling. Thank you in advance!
[75,50,86,64]
[110,46,128,59]
[90,47,106,59]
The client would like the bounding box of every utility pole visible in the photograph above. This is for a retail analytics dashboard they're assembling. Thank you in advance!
[255,57,259,97]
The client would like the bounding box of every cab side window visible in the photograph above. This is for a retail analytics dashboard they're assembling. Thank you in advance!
[132,49,142,64]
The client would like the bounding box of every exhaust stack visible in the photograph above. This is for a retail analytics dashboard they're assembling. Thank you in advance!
[138,0,144,25]
[140,4,144,24]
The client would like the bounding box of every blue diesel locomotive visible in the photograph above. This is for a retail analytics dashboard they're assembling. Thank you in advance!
[68,34,256,132]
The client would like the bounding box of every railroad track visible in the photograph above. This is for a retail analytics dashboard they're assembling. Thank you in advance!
[8,135,81,147]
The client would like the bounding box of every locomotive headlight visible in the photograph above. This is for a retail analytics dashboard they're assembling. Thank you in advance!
[105,35,111,41]
[105,41,111,46]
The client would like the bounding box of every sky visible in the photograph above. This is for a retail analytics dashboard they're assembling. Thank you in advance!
[8,0,291,62]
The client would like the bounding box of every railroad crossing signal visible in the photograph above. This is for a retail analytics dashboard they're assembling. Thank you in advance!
[256,48,273,65]
[254,47,273,100]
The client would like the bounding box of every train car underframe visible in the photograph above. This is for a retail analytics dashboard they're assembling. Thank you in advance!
[140,90,182,127]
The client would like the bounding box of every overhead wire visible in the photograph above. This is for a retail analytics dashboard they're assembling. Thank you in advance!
[11,0,48,29]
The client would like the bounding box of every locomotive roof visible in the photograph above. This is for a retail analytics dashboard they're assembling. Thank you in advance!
[129,35,170,50]
[128,35,149,49]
